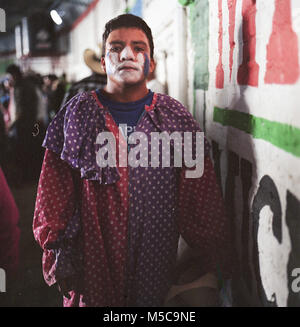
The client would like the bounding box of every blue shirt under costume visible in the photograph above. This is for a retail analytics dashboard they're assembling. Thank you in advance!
[96,89,154,137]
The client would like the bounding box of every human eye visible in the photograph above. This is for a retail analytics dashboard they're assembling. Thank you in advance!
[110,44,123,52]
[111,47,121,52]
[134,46,145,52]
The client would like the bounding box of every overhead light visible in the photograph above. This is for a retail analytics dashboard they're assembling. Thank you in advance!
[50,10,63,25]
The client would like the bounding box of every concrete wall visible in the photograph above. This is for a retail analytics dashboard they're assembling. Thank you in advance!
[143,0,191,106]
[186,0,300,306]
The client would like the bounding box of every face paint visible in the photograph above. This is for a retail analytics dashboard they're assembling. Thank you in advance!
[104,28,152,86]
[105,48,147,85]
[120,46,135,61]
[136,52,145,70]
[143,53,150,77]
[105,51,119,76]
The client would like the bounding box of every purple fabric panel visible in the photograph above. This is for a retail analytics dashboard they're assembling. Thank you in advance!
[42,92,120,184]
[126,94,209,306]
[126,166,180,306]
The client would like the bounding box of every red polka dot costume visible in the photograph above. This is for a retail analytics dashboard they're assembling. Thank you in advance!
[33,91,234,306]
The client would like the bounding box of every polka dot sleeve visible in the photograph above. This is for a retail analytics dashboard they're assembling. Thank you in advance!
[33,149,77,286]
[177,155,235,279]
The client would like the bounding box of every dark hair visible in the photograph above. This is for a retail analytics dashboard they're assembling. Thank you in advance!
[6,64,22,80]
[47,74,58,81]
[102,14,154,58]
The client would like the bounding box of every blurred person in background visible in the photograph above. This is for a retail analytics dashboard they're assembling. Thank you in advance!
[61,47,107,106]
[0,102,7,167]
[43,74,66,122]
[0,79,10,166]
[0,78,10,116]
[26,70,48,130]
[0,167,20,283]
[5,64,41,185]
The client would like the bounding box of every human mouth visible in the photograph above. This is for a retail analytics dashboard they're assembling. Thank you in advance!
[118,65,139,71]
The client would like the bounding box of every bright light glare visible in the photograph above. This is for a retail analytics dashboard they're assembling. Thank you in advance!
[50,10,63,25]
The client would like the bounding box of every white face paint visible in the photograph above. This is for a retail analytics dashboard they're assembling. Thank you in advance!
[104,27,153,87]
[105,47,147,85]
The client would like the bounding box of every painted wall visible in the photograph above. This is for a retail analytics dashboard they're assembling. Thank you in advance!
[186,0,300,306]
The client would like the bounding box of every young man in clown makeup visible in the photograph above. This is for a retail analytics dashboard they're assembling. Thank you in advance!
[97,15,156,138]
[33,14,235,307]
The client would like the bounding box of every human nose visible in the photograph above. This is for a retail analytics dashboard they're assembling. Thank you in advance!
[120,46,135,61]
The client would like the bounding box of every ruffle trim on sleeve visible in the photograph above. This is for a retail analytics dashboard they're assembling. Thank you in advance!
[42,92,120,184]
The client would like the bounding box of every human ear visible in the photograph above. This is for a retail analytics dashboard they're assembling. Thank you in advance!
[149,58,156,75]
[101,56,106,73]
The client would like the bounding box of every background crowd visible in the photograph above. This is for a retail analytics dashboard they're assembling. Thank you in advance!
[0,64,70,306]
[0,66,66,183]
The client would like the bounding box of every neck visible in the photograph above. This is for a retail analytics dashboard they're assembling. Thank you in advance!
[103,82,149,102]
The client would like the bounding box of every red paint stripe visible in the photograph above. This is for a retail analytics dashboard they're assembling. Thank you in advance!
[71,0,100,31]
[237,0,259,87]
[216,0,224,89]
[227,0,237,81]
[264,0,299,84]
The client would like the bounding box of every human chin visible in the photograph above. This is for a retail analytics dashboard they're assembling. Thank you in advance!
[116,69,144,84]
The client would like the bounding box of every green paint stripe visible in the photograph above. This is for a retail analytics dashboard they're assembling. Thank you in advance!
[213,107,300,157]
[178,0,195,6]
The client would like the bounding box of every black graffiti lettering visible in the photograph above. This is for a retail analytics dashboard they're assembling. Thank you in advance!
[240,158,253,294]
[224,151,239,228]
[212,143,300,307]
[252,175,282,307]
